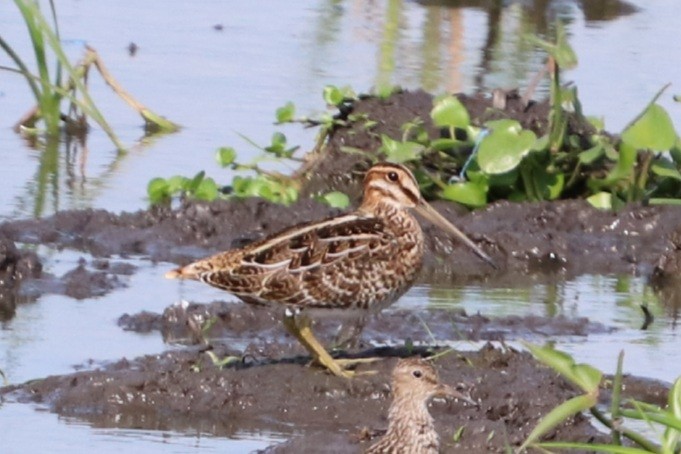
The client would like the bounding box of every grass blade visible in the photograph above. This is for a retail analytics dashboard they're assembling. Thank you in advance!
[519,394,597,451]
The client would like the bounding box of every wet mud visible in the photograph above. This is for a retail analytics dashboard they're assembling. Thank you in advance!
[0,90,678,451]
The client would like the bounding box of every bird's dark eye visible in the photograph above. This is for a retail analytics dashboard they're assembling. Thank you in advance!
[412,369,423,378]
[387,171,399,182]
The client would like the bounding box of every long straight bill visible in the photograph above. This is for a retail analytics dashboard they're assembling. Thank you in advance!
[415,201,497,269]
[437,383,478,407]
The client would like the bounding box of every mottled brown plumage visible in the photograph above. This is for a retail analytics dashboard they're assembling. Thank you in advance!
[166,163,493,377]
[367,357,474,454]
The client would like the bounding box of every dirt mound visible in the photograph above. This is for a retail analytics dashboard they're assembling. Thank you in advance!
[0,90,677,451]
[1,344,611,453]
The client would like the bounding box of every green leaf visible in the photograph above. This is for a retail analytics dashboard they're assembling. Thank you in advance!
[430,138,460,151]
[526,21,577,70]
[525,343,601,393]
[452,426,465,442]
[205,351,239,369]
[167,175,189,193]
[587,116,605,132]
[441,182,487,208]
[275,101,296,123]
[477,127,537,175]
[544,171,565,200]
[537,442,650,453]
[648,198,681,206]
[147,178,170,204]
[587,192,612,209]
[265,132,292,157]
[483,119,522,133]
[216,147,237,167]
[671,377,681,419]
[622,104,677,151]
[572,364,603,392]
[604,142,637,182]
[187,171,205,192]
[578,145,605,165]
[431,96,470,129]
[651,158,681,181]
[193,178,219,201]
[317,191,350,209]
[520,394,596,451]
[379,135,424,163]
[323,85,344,106]
[671,137,681,164]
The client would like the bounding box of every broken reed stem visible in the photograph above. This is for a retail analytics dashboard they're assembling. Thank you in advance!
[87,46,179,132]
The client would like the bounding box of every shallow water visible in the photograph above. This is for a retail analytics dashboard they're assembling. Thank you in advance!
[1,248,679,451]
[0,401,282,454]
[1,0,681,452]
[0,0,679,220]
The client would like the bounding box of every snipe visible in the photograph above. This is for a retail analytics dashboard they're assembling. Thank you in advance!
[166,163,494,377]
[366,357,475,454]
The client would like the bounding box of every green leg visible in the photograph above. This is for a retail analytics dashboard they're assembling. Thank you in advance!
[282,311,380,378]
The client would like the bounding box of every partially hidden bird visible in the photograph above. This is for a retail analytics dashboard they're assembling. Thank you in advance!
[366,357,475,454]
[165,162,495,377]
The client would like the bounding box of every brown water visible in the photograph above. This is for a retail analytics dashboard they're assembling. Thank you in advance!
[1,0,680,452]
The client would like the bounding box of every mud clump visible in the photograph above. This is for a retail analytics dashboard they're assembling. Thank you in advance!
[1,345,609,453]
[117,300,609,348]
[0,235,42,320]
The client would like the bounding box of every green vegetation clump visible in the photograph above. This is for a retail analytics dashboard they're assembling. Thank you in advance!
[522,345,681,453]
[146,22,680,211]
[148,84,358,207]
[0,0,178,150]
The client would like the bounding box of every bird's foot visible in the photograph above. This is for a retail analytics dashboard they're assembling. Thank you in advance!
[312,356,381,378]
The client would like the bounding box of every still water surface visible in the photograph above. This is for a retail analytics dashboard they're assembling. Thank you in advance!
[0,0,680,452]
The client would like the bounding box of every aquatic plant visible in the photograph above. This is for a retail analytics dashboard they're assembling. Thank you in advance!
[349,22,681,210]
[521,344,681,453]
[147,24,681,211]
[0,0,178,150]
[148,84,356,207]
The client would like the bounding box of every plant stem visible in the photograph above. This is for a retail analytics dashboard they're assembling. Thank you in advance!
[87,47,179,132]
[610,351,624,446]
[636,151,653,195]
[590,407,660,452]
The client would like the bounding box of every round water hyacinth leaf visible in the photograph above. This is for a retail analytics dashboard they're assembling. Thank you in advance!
[323,85,344,106]
[441,181,487,208]
[477,128,537,175]
[275,102,295,123]
[166,175,189,193]
[216,147,236,167]
[193,178,219,201]
[622,104,677,151]
[431,96,469,128]
[379,135,424,163]
[483,119,522,133]
[147,178,170,203]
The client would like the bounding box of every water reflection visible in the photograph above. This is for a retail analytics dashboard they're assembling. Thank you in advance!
[342,0,639,95]
[417,274,674,332]
[1,0,642,218]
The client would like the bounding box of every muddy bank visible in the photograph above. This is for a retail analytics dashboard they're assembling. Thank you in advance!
[1,90,679,293]
[1,91,679,289]
[2,197,680,286]
[0,89,678,452]
[117,299,609,347]
[1,344,615,453]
